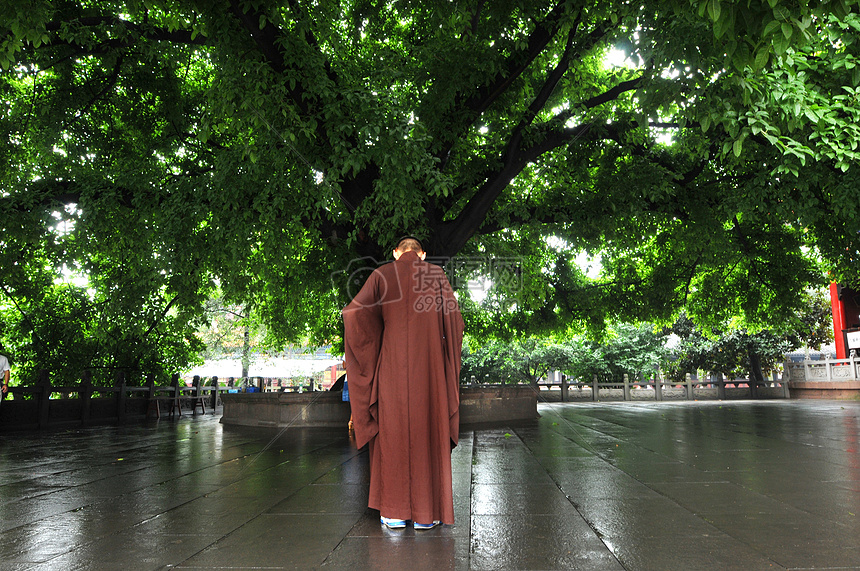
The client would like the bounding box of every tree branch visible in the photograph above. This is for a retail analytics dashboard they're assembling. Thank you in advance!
[41,16,208,48]
[505,28,577,164]
[226,0,342,119]
[438,75,648,254]
[435,1,573,169]
[460,0,486,40]
[731,216,774,289]
[463,1,570,117]
[79,53,124,117]
[438,122,598,254]
[141,294,180,340]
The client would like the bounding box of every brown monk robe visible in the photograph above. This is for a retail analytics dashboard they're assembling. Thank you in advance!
[342,237,464,526]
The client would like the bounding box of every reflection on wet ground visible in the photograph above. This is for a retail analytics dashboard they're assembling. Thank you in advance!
[2,400,860,570]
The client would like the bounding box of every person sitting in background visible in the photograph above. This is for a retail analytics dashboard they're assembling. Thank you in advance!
[0,349,10,402]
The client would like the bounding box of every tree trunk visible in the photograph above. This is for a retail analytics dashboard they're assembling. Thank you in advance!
[241,326,250,378]
[748,350,764,398]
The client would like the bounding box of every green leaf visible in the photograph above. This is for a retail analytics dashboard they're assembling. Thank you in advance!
[772,6,791,22]
[754,46,770,70]
[714,12,732,39]
[762,19,781,37]
[773,33,790,55]
[733,137,743,157]
[708,0,722,23]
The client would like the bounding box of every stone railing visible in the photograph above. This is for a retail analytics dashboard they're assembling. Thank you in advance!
[783,357,860,399]
[534,372,788,401]
[784,357,860,382]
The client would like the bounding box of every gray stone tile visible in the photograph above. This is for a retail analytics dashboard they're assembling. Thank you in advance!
[471,483,572,515]
[606,531,783,571]
[5,401,860,570]
[176,513,360,569]
[265,483,369,515]
[323,535,469,570]
[470,513,623,570]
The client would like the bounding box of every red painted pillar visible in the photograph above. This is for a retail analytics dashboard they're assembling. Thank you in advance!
[832,282,847,359]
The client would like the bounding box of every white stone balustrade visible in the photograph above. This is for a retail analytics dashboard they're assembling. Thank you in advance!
[785,357,860,382]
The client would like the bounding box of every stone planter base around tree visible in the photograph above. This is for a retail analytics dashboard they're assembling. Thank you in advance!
[220,385,539,430]
[458,385,539,425]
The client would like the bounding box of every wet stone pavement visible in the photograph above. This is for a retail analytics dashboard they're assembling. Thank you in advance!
[2,400,860,570]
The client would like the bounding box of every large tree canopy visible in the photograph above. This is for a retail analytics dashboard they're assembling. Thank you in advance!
[1,0,859,375]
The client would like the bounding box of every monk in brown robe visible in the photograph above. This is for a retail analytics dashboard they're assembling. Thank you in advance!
[342,236,464,529]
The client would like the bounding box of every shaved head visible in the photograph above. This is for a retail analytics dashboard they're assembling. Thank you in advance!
[395,237,424,253]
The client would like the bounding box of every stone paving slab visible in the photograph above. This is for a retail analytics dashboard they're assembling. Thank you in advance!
[2,400,860,569]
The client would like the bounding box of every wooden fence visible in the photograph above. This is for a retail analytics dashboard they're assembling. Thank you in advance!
[0,370,227,431]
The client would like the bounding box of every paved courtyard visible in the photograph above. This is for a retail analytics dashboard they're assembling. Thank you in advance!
[2,400,860,570]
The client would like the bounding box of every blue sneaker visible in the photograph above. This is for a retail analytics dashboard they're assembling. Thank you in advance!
[380,516,407,529]
[413,521,441,530]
